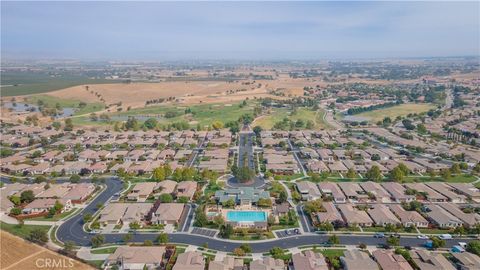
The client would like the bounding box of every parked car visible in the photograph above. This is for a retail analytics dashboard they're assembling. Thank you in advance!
[440,234,452,240]
[417,235,429,239]
[374,233,385,238]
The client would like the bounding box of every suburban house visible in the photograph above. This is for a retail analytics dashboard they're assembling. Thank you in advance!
[316,202,343,224]
[340,250,378,270]
[151,203,185,225]
[367,205,400,226]
[389,205,428,228]
[172,251,205,270]
[105,246,166,270]
[372,250,413,270]
[127,182,157,202]
[290,250,328,270]
[22,198,72,214]
[176,181,197,200]
[337,204,373,227]
[250,257,285,270]
[209,257,245,270]
[425,182,467,203]
[447,183,480,202]
[439,203,480,228]
[425,204,463,228]
[98,203,153,226]
[296,181,321,201]
[381,182,415,203]
[451,252,480,270]
[409,250,455,270]
[359,182,390,203]
[318,182,346,203]
[155,180,177,195]
[337,182,369,203]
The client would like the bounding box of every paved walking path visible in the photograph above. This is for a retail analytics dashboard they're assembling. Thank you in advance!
[77,247,110,261]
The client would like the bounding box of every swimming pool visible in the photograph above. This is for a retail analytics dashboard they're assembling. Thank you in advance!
[226,211,267,222]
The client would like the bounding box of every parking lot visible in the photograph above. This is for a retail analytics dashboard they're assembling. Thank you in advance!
[274,228,301,238]
[191,227,218,237]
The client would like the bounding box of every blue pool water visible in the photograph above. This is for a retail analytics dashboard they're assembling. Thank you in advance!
[226,211,267,222]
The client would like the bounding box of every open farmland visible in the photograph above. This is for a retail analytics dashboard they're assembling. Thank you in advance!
[253,107,331,130]
[1,71,120,96]
[0,231,94,270]
[353,103,436,123]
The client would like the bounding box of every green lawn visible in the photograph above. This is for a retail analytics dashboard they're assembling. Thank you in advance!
[29,208,78,221]
[253,107,330,130]
[0,222,51,239]
[25,95,105,116]
[91,247,118,254]
[316,249,346,258]
[74,100,258,128]
[354,103,435,123]
[418,228,454,234]
[273,173,305,181]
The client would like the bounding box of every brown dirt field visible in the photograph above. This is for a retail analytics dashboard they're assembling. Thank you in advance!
[43,81,277,109]
[0,231,94,270]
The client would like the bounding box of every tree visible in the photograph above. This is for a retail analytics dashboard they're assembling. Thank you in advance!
[143,118,158,130]
[34,175,47,183]
[144,240,153,246]
[450,163,461,175]
[390,166,405,182]
[10,207,22,216]
[317,222,334,232]
[153,167,166,181]
[366,165,382,182]
[64,118,73,131]
[213,215,225,228]
[91,235,105,248]
[194,208,208,227]
[233,248,245,256]
[466,240,480,256]
[83,213,93,223]
[278,190,288,203]
[28,228,48,244]
[235,166,255,183]
[430,236,445,249]
[177,196,189,203]
[156,232,169,244]
[346,168,356,179]
[219,224,234,239]
[212,121,224,130]
[239,243,252,253]
[222,199,235,208]
[20,190,35,203]
[69,174,81,183]
[269,247,285,259]
[9,196,20,206]
[159,193,173,203]
[386,236,399,247]
[303,199,323,215]
[129,221,141,231]
[358,243,367,249]
[454,225,465,236]
[257,198,272,208]
[123,233,133,243]
[398,163,410,175]
[328,235,340,245]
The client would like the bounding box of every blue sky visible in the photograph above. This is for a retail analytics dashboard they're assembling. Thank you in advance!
[1,1,479,60]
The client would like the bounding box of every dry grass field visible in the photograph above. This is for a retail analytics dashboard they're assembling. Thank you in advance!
[0,231,94,270]
[42,81,282,110]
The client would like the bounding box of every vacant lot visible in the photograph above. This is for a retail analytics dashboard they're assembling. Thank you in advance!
[354,103,436,122]
[41,81,278,109]
[0,231,94,270]
[253,107,331,130]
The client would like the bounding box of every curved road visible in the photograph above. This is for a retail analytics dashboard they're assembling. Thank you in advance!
[54,178,479,252]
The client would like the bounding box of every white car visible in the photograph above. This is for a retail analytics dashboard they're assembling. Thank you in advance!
[417,235,429,239]
[440,234,452,240]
